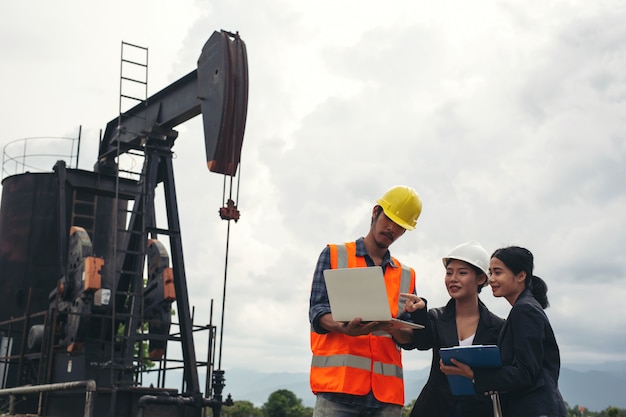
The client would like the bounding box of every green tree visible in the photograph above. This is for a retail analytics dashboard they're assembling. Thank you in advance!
[402,399,415,417]
[261,389,312,417]
[205,400,262,417]
[606,406,620,417]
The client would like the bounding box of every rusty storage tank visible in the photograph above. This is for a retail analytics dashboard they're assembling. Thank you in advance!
[0,160,138,389]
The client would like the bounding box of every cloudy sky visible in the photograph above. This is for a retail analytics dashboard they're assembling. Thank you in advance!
[1,0,625,386]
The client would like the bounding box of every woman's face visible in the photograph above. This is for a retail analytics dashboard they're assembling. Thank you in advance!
[488,257,526,305]
[445,259,485,300]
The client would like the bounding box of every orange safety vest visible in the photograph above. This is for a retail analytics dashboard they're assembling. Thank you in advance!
[310,242,415,406]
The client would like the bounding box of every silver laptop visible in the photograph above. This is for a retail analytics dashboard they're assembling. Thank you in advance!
[323,266,423,329]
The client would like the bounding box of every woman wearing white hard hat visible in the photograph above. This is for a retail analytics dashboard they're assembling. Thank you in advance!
[401,241,505,417]
[440,246,567,417]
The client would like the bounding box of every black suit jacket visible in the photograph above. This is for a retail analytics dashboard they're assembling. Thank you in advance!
[407,298,504,417]
[474,289,567,417]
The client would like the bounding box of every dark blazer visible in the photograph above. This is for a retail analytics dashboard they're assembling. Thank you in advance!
[474,289,567,417]
[407,298,505,417]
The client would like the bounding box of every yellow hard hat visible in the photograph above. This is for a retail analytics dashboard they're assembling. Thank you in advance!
[376,185,422,230]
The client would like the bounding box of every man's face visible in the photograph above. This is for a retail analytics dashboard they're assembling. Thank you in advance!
[371,208,406,249]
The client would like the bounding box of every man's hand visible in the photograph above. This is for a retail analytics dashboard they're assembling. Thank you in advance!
[342,318,393,336]
[319,314,392,336]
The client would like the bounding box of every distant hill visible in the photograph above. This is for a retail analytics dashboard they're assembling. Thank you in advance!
[220,362,626,412]
[558,367,626,411]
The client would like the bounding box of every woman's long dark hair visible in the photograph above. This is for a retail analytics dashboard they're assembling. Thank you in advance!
[491,246,549,309]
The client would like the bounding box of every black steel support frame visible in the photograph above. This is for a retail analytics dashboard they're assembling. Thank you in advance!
[158,151,201,396]
[114,141,201,397]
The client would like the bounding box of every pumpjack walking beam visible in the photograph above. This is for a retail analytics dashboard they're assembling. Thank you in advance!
[98,30,248,177]
[95,30,248,404]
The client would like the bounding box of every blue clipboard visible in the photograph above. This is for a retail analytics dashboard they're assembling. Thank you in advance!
[439,345,502,396]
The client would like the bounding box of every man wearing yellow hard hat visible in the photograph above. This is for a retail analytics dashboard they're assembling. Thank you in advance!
[309,185,423,417]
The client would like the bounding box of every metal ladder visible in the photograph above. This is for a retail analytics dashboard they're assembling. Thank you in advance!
[71,189,97,239]
[110,41,150,387]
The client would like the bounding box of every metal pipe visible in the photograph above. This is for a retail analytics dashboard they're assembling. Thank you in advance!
[0,379,96,417]
[136,394,195,417]
[491,392,503,417]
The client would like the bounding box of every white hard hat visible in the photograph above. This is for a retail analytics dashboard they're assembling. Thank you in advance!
[442,241,490,276]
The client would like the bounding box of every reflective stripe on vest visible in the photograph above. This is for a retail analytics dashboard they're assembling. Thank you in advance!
[396,264,412,313]
[312,354,402,379]
[373,361,403,379]
[311,354,370,371]
[335,244,349,268]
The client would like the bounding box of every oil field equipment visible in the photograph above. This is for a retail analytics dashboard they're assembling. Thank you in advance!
[0,30,248,417]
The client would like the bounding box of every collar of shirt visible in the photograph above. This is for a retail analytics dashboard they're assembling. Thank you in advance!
[355,237,398,270]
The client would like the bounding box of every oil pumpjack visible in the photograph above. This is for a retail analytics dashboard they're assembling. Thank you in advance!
[0,30,248,417]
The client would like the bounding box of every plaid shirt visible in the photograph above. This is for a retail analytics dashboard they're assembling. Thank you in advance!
[309,237,412,408]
